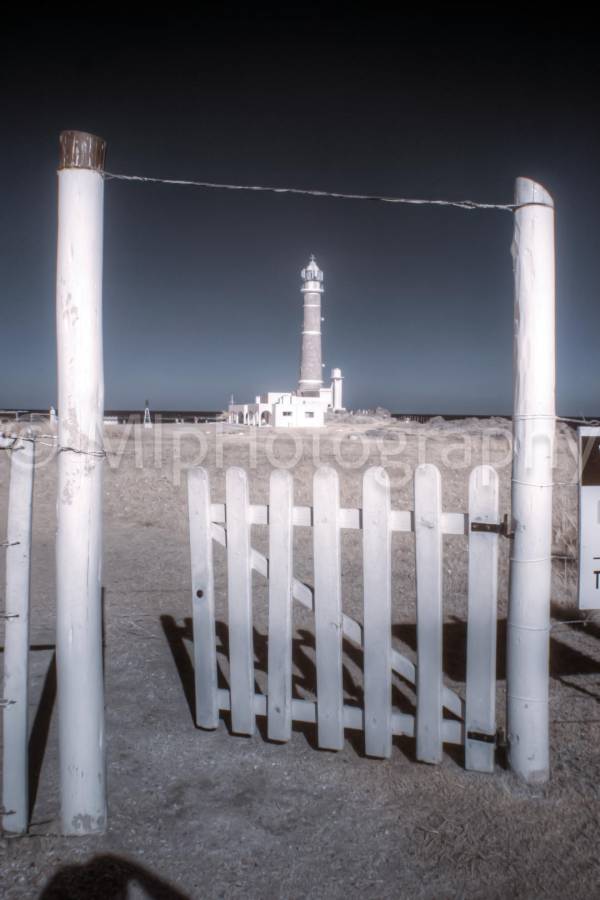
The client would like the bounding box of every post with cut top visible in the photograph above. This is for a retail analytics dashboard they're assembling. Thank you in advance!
[507,177,555,783]
[55,130,107,833]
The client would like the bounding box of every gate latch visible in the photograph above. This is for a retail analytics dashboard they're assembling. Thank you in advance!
[470,514,513,538]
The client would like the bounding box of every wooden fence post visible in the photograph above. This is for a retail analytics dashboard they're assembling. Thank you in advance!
[465,465,499,773]
[1,435,34,833]
[56,130,107,833]
[267,469,294,741]
[507,177,555,783]
[363,467,392,758]
[188,468,218,729]
[314,467,344,750]
[226,467,254,735]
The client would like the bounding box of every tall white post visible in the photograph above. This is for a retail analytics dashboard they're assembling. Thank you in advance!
[507,177,555,782]
[56,130,107,833]
[1,435,34,834]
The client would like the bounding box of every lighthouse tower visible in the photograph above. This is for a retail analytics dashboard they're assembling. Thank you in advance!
[228,254,347,428]
[298,255,324,396]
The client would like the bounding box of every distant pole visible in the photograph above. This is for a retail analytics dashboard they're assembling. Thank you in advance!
[507,177,555,782]
[1,435,34,834]
[56,130,107,833]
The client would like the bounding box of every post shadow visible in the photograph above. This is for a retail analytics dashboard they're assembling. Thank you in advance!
[38,853,189,899]
[548,603,600,700]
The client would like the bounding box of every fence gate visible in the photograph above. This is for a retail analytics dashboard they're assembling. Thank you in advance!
[188,463,500,771]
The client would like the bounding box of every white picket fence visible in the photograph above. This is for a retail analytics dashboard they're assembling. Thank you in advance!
[1,434,35,834]
[188,463,500,772]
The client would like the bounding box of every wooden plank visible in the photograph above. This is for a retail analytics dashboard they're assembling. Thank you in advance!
[390,509,413,532]
[442,719,463,745]
[338,508,361,529]
[226,467,255,734]
[218,690,366,731]
[392,712,415,737]
[292,506,312,527]
[465,465,499,772]
[188,468,218,729]
[267,470,294,741]
[441,512,468,535]
[313,466,344,750]
[389,511,467,535]
[362,467,393,758]
[2,437,34,834]
[249,505,268,525]
[414,464,443,764]
[210,502,226,522]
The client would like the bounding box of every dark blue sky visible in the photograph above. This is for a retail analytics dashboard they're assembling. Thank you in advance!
[1,10,598,413]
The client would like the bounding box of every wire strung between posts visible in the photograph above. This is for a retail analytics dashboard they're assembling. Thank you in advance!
[0,433,56,450]
[552,619,599,628]
[103,172,522,212]
[0,433,110,456]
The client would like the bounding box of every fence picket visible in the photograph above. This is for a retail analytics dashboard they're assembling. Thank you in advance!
[267,470,294,741]
[188,468,218,729]
[1,436,34,834]
[465,465,499,772]
[363,467,393,758]
[414,464,443,764]
[226,467,255,734]
[313,467,344,750]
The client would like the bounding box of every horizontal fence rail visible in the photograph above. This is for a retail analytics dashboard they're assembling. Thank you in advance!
[188,464,500,770]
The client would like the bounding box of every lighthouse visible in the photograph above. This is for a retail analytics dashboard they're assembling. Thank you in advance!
[227,255,346,427]
[298,255,324,396]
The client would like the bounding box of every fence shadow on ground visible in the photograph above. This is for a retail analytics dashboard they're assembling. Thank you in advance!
[160,615,454,763]
[549,603,600,701]
[160,610,600,766]
[38,853,189,899]
[28,650,57,818]
[0,642,57,826]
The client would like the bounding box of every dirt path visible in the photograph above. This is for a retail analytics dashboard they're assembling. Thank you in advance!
[1,421,599,898]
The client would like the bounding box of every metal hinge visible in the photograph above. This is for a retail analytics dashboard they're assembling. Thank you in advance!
[470,513,513,538]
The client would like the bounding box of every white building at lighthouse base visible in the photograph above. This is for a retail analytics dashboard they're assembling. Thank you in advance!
[228,386,336,428]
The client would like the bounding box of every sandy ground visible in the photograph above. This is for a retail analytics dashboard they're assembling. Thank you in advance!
[1,419,600,899]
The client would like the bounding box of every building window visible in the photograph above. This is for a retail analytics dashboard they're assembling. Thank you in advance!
[305,411,315,418]
[282,411,292,417]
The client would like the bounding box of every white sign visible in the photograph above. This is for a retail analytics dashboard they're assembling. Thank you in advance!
[578,426,600,609]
